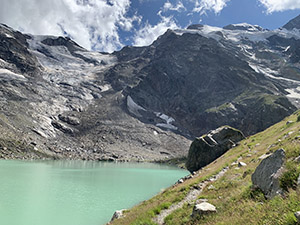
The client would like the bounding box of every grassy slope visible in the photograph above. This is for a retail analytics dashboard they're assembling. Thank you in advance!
[110,110,300,225]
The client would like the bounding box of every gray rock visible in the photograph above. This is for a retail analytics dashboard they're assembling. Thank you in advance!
[297,174,300,185]
[283,14,300,30]
[186,126,244,172]
[51,120,74,134]
[58,114,80,125]
[259,153,271,161]
[192,202,217,217]
[238,162,247,167]
[251,149,285,199]
[294,155,300,163]
[178,179,184,184]
[110,209,125,222]
[295,211,300,222]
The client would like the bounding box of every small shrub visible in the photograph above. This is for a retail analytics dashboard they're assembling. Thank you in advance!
[131,218,157,225]
[280,164,300,192]
[297,114,300,122]
[152,207,161,215]
[160,202,172,210]
[243,186,265,202]
[285,212,297,225]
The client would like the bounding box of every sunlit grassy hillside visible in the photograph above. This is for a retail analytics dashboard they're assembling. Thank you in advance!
[110,110,300,225]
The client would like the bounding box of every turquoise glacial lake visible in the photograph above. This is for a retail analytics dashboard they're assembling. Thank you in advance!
[0,160,188,225]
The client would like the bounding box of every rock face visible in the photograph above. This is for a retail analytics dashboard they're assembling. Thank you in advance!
[1,14,300,161]
[192,202,217,217]
[186,126,244,172]
[283,14,300,30]
[251,149,285,199]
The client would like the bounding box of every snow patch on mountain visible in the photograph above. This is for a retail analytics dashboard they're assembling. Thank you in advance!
[127,96,146,117]
[0,68,27,81]
[286,88,300,99]
[155,112,178,131]
[174,25,300,46]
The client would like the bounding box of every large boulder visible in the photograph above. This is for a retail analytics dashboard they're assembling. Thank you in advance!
[186,126,244,172]
[192,202,217,217]
[251,149,285,199]
[110,209,126,222]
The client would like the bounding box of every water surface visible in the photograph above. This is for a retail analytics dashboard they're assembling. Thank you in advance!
[0,160,188,225]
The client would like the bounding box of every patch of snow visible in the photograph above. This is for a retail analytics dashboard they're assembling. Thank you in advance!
[284,46,290,52]
[226,23,264,32]
[174,25,300,46]
[153,130,158,136]
[155,112,175,124]
[127,96,146,117]
[248,63,300,84]
[174,25,223,41]
[154,112,177,130]
[0,68,27,81]
[156,123,178,131]
[286,87,300,99]
[99,84,111,92]
[74,51,116,65]
[4,33,14,39]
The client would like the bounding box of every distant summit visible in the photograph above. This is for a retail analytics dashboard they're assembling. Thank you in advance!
[283,14,300,30]
[187,24,204,30]
[223,23,265,32]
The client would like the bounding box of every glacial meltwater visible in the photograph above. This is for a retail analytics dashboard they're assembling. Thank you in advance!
[0,160,188,225]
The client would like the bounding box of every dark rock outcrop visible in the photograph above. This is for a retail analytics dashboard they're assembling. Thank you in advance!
[251,149,285,199]
[283,14,300,30]
[186,126,244,172]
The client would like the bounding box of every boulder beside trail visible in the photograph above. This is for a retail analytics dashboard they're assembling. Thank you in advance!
[186,126,245,172]
[192,202,217,217]
[251,149,285,199]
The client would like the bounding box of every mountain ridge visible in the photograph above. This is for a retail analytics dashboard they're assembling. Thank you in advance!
[1,15,300,161]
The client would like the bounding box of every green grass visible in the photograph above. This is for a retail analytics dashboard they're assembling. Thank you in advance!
[110,110,300,225]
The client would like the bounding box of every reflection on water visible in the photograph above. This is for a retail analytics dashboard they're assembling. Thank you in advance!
[0,160,188,225]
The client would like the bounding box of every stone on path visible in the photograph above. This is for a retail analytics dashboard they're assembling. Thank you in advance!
[192,202,217,217]
[238,162,247,167]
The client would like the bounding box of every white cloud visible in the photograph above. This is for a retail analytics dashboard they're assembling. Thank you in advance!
[193,0,230,15]
[0,0,139,52]
[133,14,180,47]
[163,1,186,12]
[258,0,300,13]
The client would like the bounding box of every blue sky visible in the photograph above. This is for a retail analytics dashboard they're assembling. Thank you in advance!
[0,0,300,52]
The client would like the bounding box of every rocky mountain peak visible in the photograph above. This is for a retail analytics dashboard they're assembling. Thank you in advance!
[283,14,300,30]
[223,23,264,32]
[1,16,300,162]
[187,24,204,30]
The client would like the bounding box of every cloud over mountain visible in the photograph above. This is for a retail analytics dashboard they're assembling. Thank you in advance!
[0,0,138,52]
